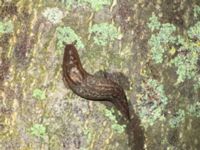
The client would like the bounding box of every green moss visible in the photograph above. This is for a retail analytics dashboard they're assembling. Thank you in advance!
[89,23,120,46]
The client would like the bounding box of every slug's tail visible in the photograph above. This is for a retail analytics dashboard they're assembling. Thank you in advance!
[112,96,130,120]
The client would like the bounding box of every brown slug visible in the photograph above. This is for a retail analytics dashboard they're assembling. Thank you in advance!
[62,44,130,120]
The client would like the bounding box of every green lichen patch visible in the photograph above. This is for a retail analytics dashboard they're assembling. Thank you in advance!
[188,21,200,40]
[137,79,168,129]
[111,124,126,134]
[147,13,161,32]
[29,123,47,139]
[147,13,200,86]
[0,20,13,36]
[144,10,200,131]
[56,26,85,50]
[104,108,126,134]
[193,5,200,18]
[187,102,200,118]
[89,23,120,46]
[148,14,176,63]
[169,109,185,128]
[32,88,46,101]
[171,51,199,84]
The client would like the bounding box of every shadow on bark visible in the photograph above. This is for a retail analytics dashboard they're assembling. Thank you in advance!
[126,108,145,150]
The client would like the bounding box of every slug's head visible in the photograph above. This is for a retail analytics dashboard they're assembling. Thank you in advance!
[62,43,88,86]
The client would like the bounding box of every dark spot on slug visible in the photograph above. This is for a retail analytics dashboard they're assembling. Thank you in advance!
[62,44,130,120]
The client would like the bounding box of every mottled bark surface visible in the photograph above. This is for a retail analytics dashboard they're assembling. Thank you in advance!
[0,0,200,150]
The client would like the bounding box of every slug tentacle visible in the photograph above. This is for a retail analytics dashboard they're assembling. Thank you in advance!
[62,44,130,120]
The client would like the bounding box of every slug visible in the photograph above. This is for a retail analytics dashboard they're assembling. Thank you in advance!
[62,44,130,120]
